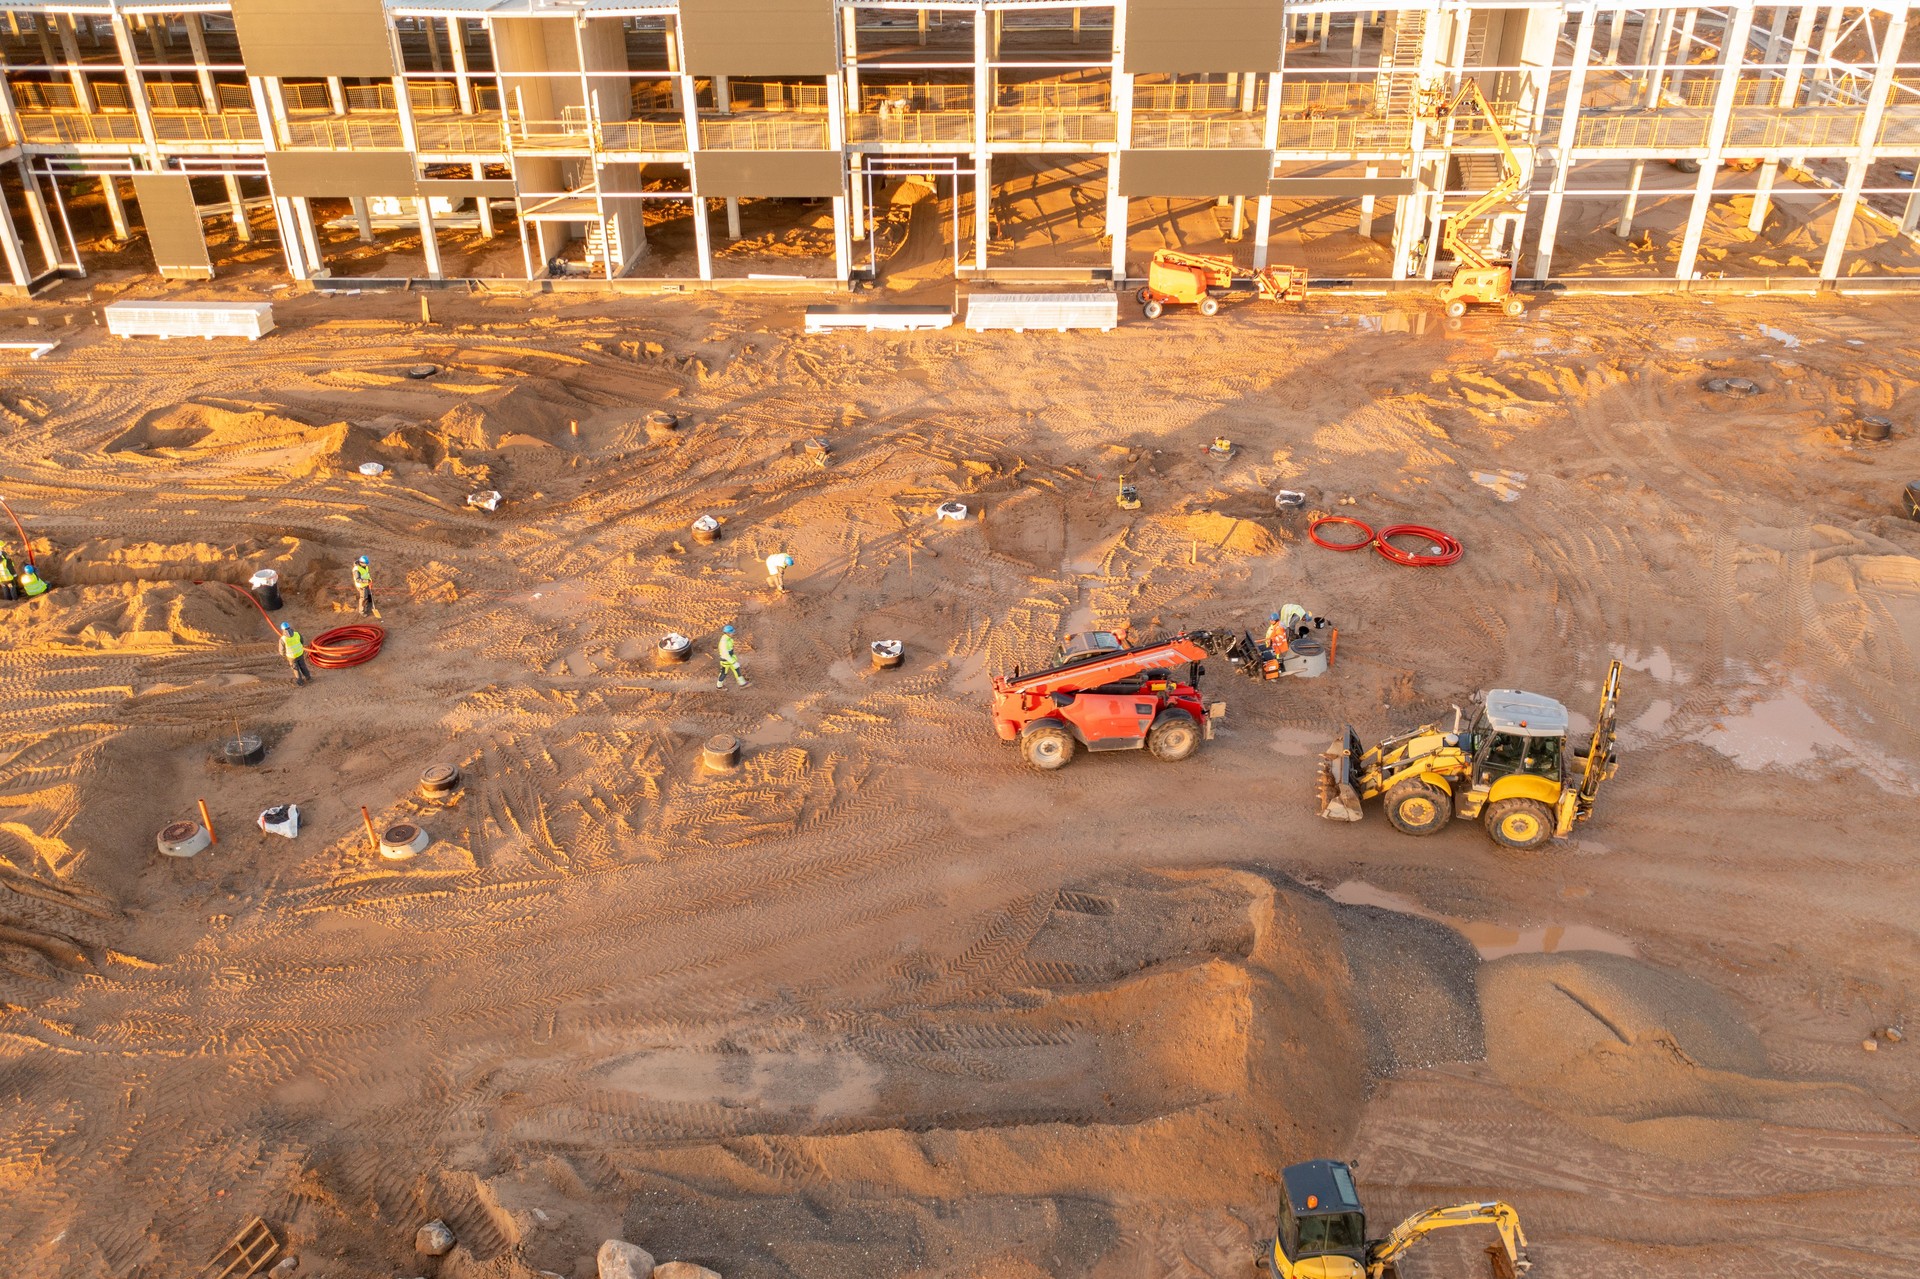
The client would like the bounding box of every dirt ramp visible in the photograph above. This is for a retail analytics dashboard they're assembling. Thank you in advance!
[1481,952,1875,1159]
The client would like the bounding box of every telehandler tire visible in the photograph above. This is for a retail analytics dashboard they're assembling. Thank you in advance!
[1146,710,1200,761]
[1384,781,1452,836]
[1484,797,1554,850]
[1020,721,1077,771]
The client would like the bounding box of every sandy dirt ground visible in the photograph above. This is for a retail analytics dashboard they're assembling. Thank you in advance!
[0,283,1916,1279]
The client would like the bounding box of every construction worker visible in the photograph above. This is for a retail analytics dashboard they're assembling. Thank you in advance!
[1262,611,1289,653]
[1280,603,1310,637]
[715,624,748,690]
[18,563,48,598]
[280,621,313,686]
[765,551,795,594]
[0,548,16,602]
[351,555,375,616]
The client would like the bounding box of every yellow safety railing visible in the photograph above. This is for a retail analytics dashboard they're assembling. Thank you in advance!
[846,111,974,144]
[861,83,970,113]
[1569,112,1711,149]
[699,114,830,149]
[998,83,1110,111]
[1272,116,1414,150]
[1134,81,1266,113]
[413,115,509,152]
[17,111,144,144]
[1278,82,1376,112]
[1725,108,1858,149]
[1131,113,1266,148]
[150,113,264,143]
[597,118,689,151]
[281,115,406,149]
[989,110,1117,143]
[722,80,828,112]
[1682,78,1784,109]
[1879,105,1920,145]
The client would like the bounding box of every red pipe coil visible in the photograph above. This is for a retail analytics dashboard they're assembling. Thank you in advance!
[1307,515,1376,550]
[1374,524,1464,567]
[308,624,386,668]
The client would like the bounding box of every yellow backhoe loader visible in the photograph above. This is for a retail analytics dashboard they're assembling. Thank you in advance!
[1269,1160,1529,1279]
[1317,661,1621,852]
[1419,79,1527,319]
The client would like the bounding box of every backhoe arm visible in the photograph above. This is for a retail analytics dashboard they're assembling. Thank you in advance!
[1368,1201,1529,1278]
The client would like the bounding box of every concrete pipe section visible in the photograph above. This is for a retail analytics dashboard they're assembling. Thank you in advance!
[870,640,904,670]
[656,633,692,666]
[157,820,211,858]
[702,735,741,773]
[418,764,462,802]
[379,823,431,861]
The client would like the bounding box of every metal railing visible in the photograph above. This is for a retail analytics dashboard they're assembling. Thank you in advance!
[1880,106,1920,146]
[699,114,830,149]
[1682,78,1783,109]
[1272,116,1414,151]
[846,111,973,144]
[281,115,406,149]
[151,113,264,144]
[16,108,261,146]
[413,115,508,152]
[723,80,827,111]
[284,79,499,115]
[998,83,1110,111]
[1568,112,1712,150]
[860,83,970,113]
[989,110,1117,143]
[596,118,689,151]
[1131,113,1265,148]
[1726,108,1859,149]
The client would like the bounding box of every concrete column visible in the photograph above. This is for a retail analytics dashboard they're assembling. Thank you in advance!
[841,9,859,111]
[1813,4,1844,101]
[1072,8,1081,46]
[102,176,130,240]
[849,153,865,243]
[1253,69,1281,270]
[1901,168,1920,234]
[1762,5,1789,67]
[185,15,218,108]
[1605,9,1626,64]
[425,16,444,72]
[1669,9,1702,99]
[109,14,162,162]
[416,198,444,277]
[670,17,711,281]
[351,197,375,241]
[920,9,929,47]
[271,197,307,277]
[450,18,474,113]
[974,9,990,270]
[1675,5,1757,280]
[0,178,33,287]
[1359,164,1380,238]
[1749,3,1820,233]
[295,197,325,273]
[56,16,93,111]
[473,162,495,237]
[1531,6,1597,279]
[1251,194,1273,266]
[17,162,59,272]
[224,175,253,242]
[1109,11,1135,278]
[826,73,848,278]
[35,16,57,73]
[1820,7,1907,280]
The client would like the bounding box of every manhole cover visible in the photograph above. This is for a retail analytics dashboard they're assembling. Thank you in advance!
[219,734,264,765]
[1705,376,1761,395]
[405,364,439,379]
[159,820,200,842]
[420,765,459,789]
[383,823,422,844]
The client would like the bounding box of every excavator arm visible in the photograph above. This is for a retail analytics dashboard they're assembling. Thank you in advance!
[1367,1202,1529,1278]
[1575,658,1623,813]
[1427,79,1524,273]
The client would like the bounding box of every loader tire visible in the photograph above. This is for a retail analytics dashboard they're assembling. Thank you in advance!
[1146,710,1200,762]
[1383,781,1452,836]
[1020,721,1076,771]
[1485,797,1554,851]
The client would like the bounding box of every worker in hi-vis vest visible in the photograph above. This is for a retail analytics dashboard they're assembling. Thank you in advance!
[715,624,748,690]
[280,622,314,686]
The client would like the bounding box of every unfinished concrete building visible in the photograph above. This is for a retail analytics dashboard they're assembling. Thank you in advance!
[1,0,1917,290]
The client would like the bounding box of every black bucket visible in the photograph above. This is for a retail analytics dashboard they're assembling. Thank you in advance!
[249,570,283,611]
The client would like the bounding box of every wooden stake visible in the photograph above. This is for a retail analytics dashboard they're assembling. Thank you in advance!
[419,293,432,324]
[360,806,379,852]
[197,798,216,844]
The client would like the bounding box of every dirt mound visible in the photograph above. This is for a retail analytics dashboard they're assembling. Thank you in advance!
[1480,952,1867,1159]
[104,400,315,455]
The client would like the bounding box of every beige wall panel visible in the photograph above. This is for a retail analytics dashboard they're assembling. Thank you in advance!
[131,175,213,280]
[1119,149,1272,197]
[680,0,836,77]
[1123,0,1284,74]
[232,0,395,78]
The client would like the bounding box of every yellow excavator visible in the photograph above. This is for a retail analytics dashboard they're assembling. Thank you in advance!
[1269,1160,1529,1279]
[1317,661,1621,852]
[1420,79,1527,319]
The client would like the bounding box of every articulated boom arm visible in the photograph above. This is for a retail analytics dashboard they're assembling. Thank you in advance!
[997,633,1224,696]
[1426,79,1524,273]
[1369,1201,1528,1276]
[1578,659,1624,806]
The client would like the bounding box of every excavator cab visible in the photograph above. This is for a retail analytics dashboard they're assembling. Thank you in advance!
[1055,632,1127,666]
[1271,1161,1369,1279]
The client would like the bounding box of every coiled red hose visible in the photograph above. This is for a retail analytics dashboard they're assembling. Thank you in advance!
[1307,515,1376,550]
[1374,524,1465,567]
[309,624,386,668]
[199,580,387,667]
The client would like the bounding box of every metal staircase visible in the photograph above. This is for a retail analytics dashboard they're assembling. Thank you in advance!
[1377,10,1428,116]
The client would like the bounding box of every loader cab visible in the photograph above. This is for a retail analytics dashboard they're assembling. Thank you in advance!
[1469,690,1569,788]
[1056,631,1126,667]
[1271,1160,1368,1279]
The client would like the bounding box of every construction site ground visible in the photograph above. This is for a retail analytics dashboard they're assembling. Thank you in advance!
[0,281,1916,1279]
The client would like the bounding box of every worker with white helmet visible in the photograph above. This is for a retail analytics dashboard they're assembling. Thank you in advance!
[766,551,795,594]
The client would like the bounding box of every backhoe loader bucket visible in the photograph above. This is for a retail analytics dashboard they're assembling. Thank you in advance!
[1317,727,1365,822]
